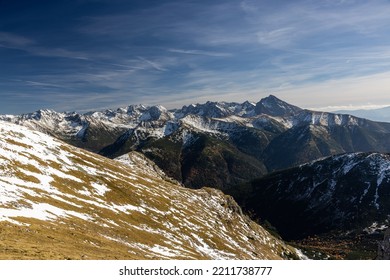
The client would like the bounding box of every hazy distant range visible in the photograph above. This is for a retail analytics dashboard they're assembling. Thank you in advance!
[334,106,390,123]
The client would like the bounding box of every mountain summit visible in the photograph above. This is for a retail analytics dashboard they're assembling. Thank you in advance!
[255,95,302,116]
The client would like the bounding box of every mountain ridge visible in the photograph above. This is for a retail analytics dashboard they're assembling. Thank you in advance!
[2,95,390,190]
[228,152,390,240]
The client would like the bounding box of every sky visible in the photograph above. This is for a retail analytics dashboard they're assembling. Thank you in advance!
[1,0,390,114]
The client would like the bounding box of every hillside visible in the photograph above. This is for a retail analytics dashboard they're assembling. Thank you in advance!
[0,121,297,260]
[227,152,390,259]
[231,152,390,237]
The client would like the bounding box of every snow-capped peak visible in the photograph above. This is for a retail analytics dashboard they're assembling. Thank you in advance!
[138,105,173,121]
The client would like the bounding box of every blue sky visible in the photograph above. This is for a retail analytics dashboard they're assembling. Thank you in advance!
[1,0,390,114]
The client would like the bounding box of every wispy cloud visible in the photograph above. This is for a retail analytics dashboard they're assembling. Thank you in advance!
[24,80,72,89]
[0,32,33,47]
[136,56,168,72]
[241,0,390,50]
[30,47,89,60]
[257,27,297,48]
[168,48,231,57]
[0,31,88,60]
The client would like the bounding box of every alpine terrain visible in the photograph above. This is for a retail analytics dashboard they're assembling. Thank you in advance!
[3,95,390,191]
[0,121,299,260]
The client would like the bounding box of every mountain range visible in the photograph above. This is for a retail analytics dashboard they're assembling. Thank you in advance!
[3,95,390,191]
[0,120,298,260]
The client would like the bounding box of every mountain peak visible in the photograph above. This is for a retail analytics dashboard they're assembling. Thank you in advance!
[24,109,60,121]
[177,101,235,118]
[264,94,280,101]
[255,95,302,116]
[139,105,171,121]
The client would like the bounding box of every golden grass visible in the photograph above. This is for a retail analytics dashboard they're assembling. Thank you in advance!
[0,132,298,260]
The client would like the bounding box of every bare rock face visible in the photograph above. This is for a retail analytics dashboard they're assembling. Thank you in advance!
[377,229,390,260]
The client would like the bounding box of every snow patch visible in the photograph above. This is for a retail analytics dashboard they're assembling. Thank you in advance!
[364,222,389,234]
[0,202,91,224]
[295,249,310,260]
[91,182,109,196]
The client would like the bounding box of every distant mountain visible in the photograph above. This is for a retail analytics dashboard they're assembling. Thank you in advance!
[96,97,390,189]
[254,94,302,116]
[229,152,390,240]
[335,106,390,123]
[0,96,290,190]
[262,110,390,171]
[0,105,171,152]
[99,115,273,190]
[0,121,298,260]
[173,100,257,118]
[3,95,390,190]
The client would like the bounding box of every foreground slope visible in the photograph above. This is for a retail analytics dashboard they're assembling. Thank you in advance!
[0,121,296,260]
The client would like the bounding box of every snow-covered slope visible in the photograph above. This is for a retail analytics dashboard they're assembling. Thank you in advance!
[293,110,367,127]
[115,151,180,184]
[0,109,87,137]
[0,121,297,260]
[0,105,175,152]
